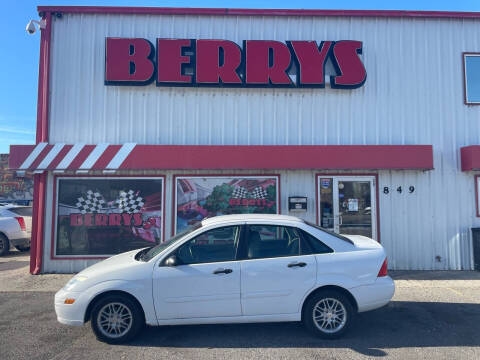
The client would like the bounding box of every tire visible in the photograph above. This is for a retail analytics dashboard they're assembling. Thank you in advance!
[302,290,354,339]
[15,246,30,252]
[90,294,144,344]
[0,234,9,256]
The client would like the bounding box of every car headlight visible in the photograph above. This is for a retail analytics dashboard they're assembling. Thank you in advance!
[64,275,88,291]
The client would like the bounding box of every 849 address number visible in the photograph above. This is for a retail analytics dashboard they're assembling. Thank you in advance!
[383,186,415,194]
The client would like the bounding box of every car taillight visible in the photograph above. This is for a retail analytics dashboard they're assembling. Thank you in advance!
[15,217,26,232]
[377,258,388,277]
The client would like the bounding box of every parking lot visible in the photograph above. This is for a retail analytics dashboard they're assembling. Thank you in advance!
[1,251,479,360]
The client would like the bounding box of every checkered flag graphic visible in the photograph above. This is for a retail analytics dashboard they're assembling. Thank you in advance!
[251,186,268,199]
[116,190,145,213]
[75,190,106,214]
[232,186,248,199]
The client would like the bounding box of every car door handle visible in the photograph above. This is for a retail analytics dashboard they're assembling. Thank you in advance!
[213,268,233,274]
[288,262,307,268]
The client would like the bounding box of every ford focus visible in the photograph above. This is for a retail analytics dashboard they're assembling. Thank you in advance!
[55,214,394,343]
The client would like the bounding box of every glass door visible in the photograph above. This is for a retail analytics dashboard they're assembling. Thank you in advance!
[318,176,377,240]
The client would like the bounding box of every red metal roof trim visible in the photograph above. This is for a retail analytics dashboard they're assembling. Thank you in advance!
[461,146,480,171]
[9,144,434,171]
[37,6,480,19]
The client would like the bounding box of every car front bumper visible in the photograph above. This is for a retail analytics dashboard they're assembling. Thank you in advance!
[54,289,87,326]
[350,276,395,313]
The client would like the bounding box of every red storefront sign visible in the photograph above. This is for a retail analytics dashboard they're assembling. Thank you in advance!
[105,38,366,89]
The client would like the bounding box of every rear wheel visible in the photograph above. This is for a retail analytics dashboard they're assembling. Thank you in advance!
[302,290,354,339]
[90,294,144,344]
[0,234,9,256]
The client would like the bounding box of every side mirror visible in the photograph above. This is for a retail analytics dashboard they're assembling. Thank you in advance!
[164,255,178,267]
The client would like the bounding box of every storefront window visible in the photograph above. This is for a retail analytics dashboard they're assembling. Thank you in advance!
[319,178,334,229]
[174,175,279,234]
[55,177,164,257]
[476,175,480,217]
[464,54,480,104]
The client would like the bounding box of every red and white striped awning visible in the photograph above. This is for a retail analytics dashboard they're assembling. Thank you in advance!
[9,143,434,173]
[10,143,136,173]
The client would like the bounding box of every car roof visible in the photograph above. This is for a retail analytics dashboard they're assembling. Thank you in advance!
[201,214,304,226]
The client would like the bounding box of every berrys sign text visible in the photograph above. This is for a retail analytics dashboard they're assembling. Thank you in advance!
[105,38,366,89]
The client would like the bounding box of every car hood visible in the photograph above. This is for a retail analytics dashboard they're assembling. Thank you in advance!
[66,249,151,291]
[80,249,141,276]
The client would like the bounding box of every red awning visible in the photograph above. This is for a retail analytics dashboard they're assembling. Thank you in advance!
[461,145,480,171]
[9,143,434,172]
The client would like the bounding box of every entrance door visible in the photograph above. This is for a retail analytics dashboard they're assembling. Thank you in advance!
[318,176,377,240]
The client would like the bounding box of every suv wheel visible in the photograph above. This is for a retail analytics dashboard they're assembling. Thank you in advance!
[0,234,9,256]
[91,294,144,344]
[302,290,354,339]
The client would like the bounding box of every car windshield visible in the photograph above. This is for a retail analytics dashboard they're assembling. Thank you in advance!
[137,222,203,262]
[303,221,354,245]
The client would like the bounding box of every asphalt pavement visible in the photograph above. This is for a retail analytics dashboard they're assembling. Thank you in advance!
[1,250,479,360]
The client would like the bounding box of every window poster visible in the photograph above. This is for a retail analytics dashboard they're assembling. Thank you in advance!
[175,176,279,234]
[477,176,480,217]
[55,178,164,257]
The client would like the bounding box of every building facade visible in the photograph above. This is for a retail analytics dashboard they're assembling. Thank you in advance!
[10,6,480,273]
[0,154,33,203]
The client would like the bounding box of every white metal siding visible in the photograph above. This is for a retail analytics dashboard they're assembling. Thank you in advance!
[42,13,480,271]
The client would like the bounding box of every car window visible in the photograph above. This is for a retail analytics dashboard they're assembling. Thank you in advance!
[246,225,304,259]
[300,230,333,254]
[175,226,240,265]
[8,207,32,217]
[303,221,354,245]
[139,222,203,262]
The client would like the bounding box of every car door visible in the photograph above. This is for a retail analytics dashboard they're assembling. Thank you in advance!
[153,225,242,320]
[240,223,317,316]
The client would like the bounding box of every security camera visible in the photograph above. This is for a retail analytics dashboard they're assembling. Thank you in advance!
[26,19,46,35]
[26,20,36,34]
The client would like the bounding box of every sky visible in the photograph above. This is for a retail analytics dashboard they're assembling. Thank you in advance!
[1,0,480,153]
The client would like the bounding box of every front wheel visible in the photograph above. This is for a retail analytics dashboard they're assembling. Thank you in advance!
[90,294,144,344]
[302,290,354,339]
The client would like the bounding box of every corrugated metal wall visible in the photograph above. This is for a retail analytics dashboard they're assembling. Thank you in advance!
[43,13,480,271]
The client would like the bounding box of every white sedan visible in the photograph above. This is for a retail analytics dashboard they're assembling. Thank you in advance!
[0,205,32,256]
[55,214,394,343]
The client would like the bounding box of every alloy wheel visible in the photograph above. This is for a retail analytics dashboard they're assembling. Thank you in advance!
[96,302,133,339]
[312,297,347,333]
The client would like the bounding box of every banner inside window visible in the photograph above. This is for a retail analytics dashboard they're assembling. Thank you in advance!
[55,178,164,256]
[175,176,279,234]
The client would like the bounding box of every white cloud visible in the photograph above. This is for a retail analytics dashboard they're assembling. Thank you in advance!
[0,126,35,135]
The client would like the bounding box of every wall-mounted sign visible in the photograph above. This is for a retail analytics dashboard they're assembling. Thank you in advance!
[288,196,307,212]
[105,38,366,89]
[174,175,279,234]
